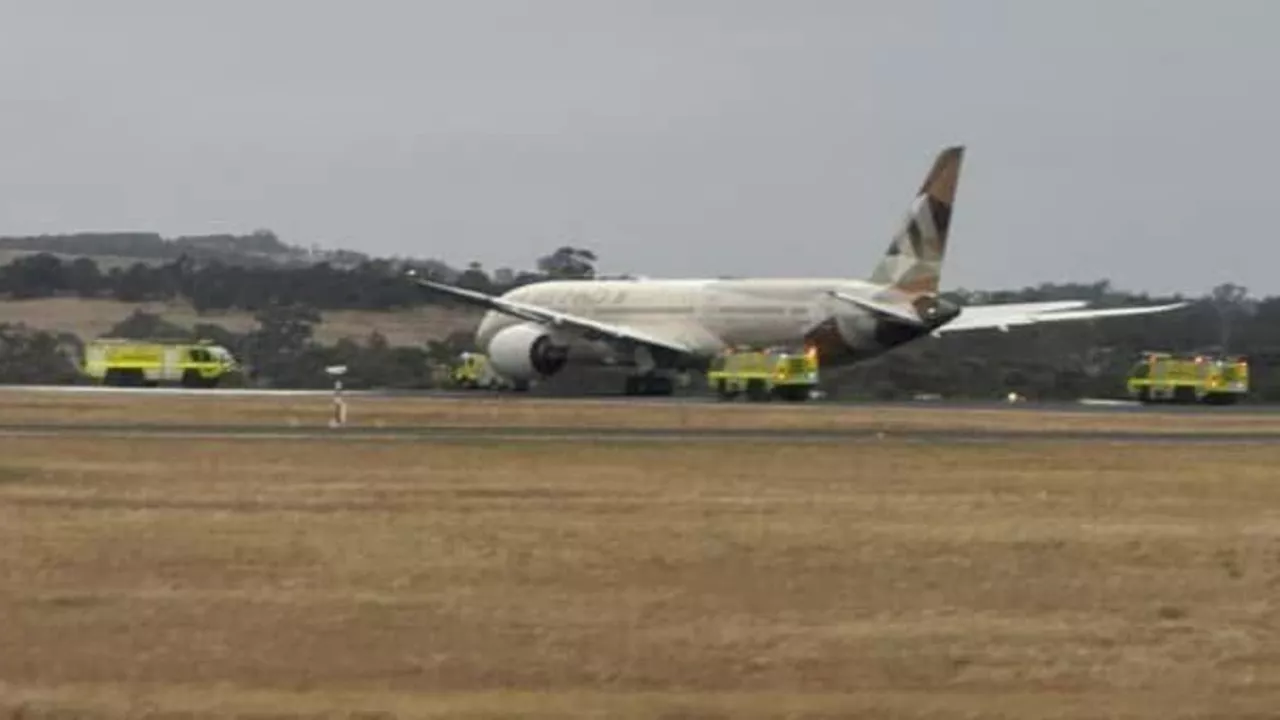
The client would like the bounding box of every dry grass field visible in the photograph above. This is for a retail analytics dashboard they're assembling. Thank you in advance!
[3,428,1280,718]
[0,297,480,346]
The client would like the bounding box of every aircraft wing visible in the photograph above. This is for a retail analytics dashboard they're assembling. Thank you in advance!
[828,292,1096,329]
[934,300,1189,335]
[408,275,697,356]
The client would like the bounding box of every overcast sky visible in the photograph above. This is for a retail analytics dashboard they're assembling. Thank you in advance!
[1,1,1275,295]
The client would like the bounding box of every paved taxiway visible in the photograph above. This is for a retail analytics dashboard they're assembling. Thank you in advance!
[3,422,1278,445]
[4,382,1280,415]
[5,383,1280,444]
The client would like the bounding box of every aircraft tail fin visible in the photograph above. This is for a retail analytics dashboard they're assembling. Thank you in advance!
[869,145,964,296]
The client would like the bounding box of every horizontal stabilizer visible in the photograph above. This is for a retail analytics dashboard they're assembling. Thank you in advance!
[827,290,926,326]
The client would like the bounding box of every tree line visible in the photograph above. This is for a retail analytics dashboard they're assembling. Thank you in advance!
[0,241,1277,400]
[0,245,597,311]
[0,230,369,268]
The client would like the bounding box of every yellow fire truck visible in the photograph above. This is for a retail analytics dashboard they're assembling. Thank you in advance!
[706,346,819,402]
[449,352,527,391]
[1125,351,1249,405]
[82,338,240,388]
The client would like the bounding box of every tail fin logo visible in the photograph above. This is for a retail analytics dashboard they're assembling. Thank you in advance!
[869,145,964,296]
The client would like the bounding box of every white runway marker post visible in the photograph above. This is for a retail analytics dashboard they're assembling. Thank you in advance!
[325,365,348,428]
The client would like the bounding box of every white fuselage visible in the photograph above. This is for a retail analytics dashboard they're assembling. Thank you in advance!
[474,276,921,374]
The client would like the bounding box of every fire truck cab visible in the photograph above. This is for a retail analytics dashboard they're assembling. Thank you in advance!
[1125,351,1249,405]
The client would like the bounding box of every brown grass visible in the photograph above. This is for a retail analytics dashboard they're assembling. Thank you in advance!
[2,435,1280,717]
[5,389,1280,436]
[0,297,480,346]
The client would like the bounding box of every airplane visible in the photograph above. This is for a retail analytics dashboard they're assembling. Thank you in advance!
[408,145,1188,396]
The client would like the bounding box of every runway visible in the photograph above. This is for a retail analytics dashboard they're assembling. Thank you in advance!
[3,422,1279,445]
[5,383,1279,445]
[3,382,1279,414]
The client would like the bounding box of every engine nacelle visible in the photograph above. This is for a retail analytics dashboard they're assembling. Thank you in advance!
[486,322,570,380]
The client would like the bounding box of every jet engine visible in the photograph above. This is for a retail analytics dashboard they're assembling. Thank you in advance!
[910,294,962,326]
[486,322,570,380]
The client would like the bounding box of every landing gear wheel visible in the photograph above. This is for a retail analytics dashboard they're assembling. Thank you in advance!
[624,374,675,396]
[745,379,770,402]
[104,368,145,387]
[773,385,811,402]
[650,376,673,396]
[181,370,212,388]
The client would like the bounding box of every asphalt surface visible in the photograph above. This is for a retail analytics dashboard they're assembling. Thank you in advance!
[3,382,1280,414]
[3,384,1279,444]
[1,422,1278,445]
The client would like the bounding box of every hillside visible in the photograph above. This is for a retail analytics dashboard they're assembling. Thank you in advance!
[0,297,481,347]
[0,231,377,270]
[0,249,161,272]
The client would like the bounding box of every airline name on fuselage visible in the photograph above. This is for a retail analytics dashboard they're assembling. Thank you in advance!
[516,285,635,308]
[511,284,812,319]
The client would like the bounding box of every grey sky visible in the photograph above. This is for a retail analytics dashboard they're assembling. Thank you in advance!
[1,1,1275,296]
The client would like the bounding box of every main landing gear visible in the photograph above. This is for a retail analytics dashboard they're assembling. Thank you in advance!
[623,373,675,396]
